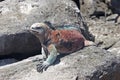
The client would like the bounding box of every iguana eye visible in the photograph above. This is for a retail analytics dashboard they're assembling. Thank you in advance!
[32,27,43,29]
[37,27,43,29]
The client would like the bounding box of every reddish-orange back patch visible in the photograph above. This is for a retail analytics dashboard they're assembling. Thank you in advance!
[48,30,85,53]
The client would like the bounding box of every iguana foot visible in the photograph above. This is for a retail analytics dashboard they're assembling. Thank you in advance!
[36,61,50,72]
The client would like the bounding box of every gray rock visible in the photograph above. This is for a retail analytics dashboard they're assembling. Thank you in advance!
[0,0,91,56]
[0,46,120,80]
[108,41,120,57]
[74,0,120,22]
[88,19,120,49]
[80,0,111,18]
[0,58,17,66]
[106,14,118,21]
[80,0,95,17]
[117,16,120,24]
[106,14,120,24]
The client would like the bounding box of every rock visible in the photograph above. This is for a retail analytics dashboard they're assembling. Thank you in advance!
[72,0,80,9]
[108,0,120,14]
[117,16,120,24]
[106,14,118,21]
[108,41,120,57]
[0,46,120,80]
[0,32,41,56]
[80,0,111,18]
[80,0,120,50]
[73,0,119,21]
[0,0,92,56]
[0,58,17,66]
[106,14,120,24]
[80,0,95,17]
[88,19,120,49]
[0,0,4,2]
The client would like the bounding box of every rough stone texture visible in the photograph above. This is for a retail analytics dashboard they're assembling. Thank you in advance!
[117,16,120,24]
[0,0,91,56]
[108,41,120,57]
[80,0,95,17]
[71,0,120,50]
[87,19,120,49]
[0,0,120,80]
[106,14,118,21]
[107,0,120,24]
[80,0,111,18]
[76,1,120,79]
[79,0,120,23]
[78,0,120,50]
[0,46,120,80]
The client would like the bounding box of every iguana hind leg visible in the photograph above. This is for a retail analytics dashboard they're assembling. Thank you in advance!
[84,40,96,46]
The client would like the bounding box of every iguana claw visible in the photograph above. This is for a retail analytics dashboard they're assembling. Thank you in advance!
[36,61,50,72]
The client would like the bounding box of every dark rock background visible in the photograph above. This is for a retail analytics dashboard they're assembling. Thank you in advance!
[0,0,120,80]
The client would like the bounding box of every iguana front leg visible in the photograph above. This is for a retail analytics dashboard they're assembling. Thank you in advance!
[41,44,49,60]
[37,44,58,72]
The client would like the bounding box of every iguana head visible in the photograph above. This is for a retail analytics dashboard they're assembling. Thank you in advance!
[30,21,55,34]
[30,22,48,34]
[30,22,50,43]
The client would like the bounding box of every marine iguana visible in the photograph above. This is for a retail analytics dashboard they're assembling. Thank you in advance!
[30,21,95,72]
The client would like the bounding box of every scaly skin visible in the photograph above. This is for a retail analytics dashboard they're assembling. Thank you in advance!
[48,30,85,53]
[30,22,95,72]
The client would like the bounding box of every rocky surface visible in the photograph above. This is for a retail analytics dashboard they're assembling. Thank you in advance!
[88,19,120,49]
[0,46,120,80]
[80,0,110,18]
[80,0,120,23]
[78,0,120,50]
[108,40,120,57]
[0,0,120,80]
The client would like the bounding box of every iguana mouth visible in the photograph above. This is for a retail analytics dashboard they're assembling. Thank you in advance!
[29,29,40,34]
